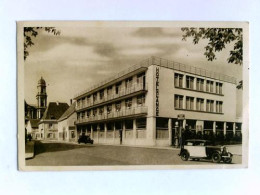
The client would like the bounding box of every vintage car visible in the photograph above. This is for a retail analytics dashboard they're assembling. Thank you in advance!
[78,135,94,144]
[179,139,233,163]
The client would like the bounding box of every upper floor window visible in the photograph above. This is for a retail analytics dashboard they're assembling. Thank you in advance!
[216,101,223,113]
[107,104,112,114]
[196,98,204,111]
[87,95,91,103]
[206,80,214,93]
[99,90,104,100]
[77,113,80,120]
[137,72,145,84]
[93,108,97,116]
[186,96,194,110]
[93,93,97,102]
[77,100,81,107]
[86,110,91,118]
[186,76,194,89]
[206,100,214,112]
[115,82,121,95]
[137,94,145,106]
[107,86,112,96]
[125,77,133,89]
[174,95,184,109]
[49,123,53,128]
[196,78,204,91]
[99,106,104,115]
[174,73,183,88]
[216,82,223,94]
[125,98,132,109]
[82,97,85,106]
[81,112,85,119]
[115,101,121,112]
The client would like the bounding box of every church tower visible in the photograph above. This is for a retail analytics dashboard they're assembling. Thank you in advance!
[36,77,47,119]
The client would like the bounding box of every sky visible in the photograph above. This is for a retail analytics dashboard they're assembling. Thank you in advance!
[24,26,243,105]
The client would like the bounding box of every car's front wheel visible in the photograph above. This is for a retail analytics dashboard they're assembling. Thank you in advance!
[223,157,232,164]
[180,150,189,161]
[212,152,221,163]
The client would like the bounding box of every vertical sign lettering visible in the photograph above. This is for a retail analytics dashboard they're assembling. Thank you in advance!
[156,67,159,116]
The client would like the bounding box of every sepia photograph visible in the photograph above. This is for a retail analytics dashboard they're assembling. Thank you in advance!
[17,21,249,170]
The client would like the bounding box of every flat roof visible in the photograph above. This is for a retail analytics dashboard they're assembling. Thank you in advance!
[74,56,237,99]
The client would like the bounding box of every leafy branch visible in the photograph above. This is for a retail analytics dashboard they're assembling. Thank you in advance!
[181,28,243,65]
[24,27,61,60]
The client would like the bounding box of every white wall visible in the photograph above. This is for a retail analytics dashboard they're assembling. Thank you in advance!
[152,65,237,122]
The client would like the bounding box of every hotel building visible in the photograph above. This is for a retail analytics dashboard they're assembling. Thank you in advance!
[74,57,242,146]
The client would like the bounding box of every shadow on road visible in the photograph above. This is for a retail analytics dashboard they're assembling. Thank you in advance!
[34,141,94,156]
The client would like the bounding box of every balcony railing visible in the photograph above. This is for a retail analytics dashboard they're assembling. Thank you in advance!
[76,106,148,124]
[76,82,147,110]
[74,56,237,99]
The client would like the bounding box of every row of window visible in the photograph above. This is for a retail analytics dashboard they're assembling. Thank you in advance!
[174,73,223,94]
[78,118,147,131]
[77,95,145,119]
[174,95,223,113]
[77,72,146,105]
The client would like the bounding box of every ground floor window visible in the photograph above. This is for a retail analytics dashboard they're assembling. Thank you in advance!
[106,122,114,131]
[115,121,122,130]
[186,120,196,131]
[125,119,133,130]
[216,122,224,131]
[70,131,75,138]
[136,118,146,129]
[204,121,213,130]
[156,117,169,139]
[99,123,104,131]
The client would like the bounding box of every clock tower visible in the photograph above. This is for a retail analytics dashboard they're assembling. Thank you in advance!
[36,77,47,119]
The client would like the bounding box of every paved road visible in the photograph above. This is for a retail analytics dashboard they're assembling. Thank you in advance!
[26,141,242,166]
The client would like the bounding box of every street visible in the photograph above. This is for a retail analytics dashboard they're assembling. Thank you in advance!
[26,141,242,166]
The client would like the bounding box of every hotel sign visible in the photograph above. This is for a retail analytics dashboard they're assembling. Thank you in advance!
[156,67,159,116]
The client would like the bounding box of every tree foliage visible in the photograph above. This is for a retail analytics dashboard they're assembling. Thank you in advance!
[24,27,60,60]
[181,28,243,65]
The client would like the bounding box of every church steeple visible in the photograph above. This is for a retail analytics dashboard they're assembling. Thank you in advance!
[36,77,47,119]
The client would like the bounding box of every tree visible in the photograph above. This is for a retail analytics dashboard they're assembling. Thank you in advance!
[24,27,60,60]
[181,28,243,65]
[181,28,243,89]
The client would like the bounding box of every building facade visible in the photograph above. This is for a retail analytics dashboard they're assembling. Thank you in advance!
[74,57,242,146]
[26,119,40,139]
[38,102,69,140]
[57,102,77,142]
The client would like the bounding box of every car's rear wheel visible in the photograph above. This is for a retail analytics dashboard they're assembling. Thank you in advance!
[180,151,189,161]
[212,153,221,163]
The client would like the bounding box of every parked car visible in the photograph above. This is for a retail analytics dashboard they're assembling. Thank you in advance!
[179,139,233,163]
[78,135,94,144]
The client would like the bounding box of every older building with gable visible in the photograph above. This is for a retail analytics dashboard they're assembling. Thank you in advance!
[38,102,69,140]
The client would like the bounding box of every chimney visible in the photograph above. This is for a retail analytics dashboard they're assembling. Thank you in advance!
[70,99,72,105]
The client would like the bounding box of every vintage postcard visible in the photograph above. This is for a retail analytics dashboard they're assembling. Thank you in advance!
[17,21,249,171]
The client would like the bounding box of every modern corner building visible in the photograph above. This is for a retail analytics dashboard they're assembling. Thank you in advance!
[74,56,242,147]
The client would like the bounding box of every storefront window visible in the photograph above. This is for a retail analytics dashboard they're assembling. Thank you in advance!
[136,118,146,129]
[125,119,133,130]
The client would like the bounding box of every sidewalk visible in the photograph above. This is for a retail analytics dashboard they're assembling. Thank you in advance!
[25,141,35,159]
[227,145,242,156]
